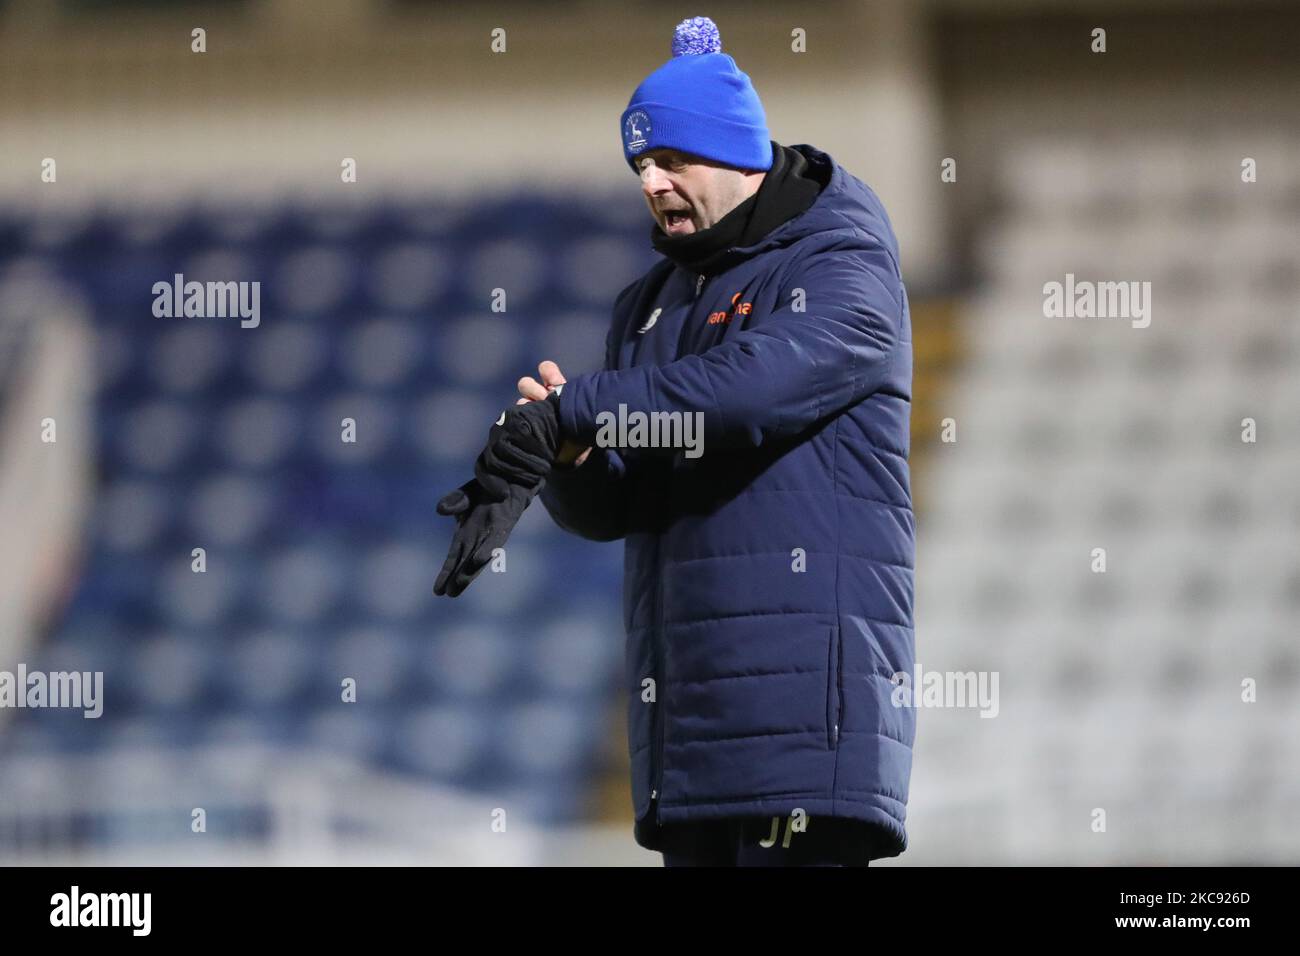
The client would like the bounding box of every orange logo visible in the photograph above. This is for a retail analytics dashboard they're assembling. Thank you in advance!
[707,292,753,325]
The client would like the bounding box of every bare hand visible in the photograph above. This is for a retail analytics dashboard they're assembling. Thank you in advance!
[516,361,591,467]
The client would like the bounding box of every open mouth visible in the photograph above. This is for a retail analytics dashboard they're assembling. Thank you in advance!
[662,209,694,235]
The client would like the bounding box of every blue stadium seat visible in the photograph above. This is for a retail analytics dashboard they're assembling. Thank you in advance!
[5,195,630,822]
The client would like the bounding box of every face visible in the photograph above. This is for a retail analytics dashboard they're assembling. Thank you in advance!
[638,148,765,237]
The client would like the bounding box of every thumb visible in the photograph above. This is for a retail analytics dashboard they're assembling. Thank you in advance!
[436,483,474,516]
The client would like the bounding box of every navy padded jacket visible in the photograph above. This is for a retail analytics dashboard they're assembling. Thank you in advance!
[542,143,915,858]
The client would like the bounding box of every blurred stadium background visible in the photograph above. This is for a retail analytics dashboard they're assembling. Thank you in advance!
[1,0,1297,865]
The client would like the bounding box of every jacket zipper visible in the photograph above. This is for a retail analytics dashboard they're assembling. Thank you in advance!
[828,625,843,749]
[650,272,703,817]
[652,640,665,815]
[651,546,667,819]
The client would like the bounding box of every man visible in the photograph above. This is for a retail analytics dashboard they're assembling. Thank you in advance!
[436,16,915,867]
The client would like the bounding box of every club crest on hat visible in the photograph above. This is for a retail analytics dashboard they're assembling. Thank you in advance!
[619,17,771,173]
[623,110,652,153]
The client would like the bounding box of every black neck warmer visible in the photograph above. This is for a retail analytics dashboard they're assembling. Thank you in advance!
[648,141,826,277]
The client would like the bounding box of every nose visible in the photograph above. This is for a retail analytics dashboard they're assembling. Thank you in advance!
[640,161,672,198]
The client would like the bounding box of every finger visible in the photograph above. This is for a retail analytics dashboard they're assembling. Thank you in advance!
[538,360,566,388]
[434,529,468,596]
[517,376,549,402]
[434,561,453,596]
[453,510,522,596]
[451,539,496,596]
[437,487,470,517]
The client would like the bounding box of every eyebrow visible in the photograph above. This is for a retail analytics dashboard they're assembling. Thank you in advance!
[646,151,689,165]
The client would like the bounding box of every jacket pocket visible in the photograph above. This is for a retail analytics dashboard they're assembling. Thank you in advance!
[826,624,843,750]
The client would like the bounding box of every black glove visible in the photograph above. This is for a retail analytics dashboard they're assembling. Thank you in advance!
[474,391,563,501]
[433,478,538,597]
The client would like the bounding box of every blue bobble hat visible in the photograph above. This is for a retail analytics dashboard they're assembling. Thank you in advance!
[620,16,772,174]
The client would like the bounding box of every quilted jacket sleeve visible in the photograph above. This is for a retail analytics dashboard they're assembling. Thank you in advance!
[539,283,639,542]
[539,445,632,542]
[557,235,906,451]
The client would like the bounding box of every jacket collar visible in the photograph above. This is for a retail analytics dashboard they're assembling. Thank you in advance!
[649,141,831,277]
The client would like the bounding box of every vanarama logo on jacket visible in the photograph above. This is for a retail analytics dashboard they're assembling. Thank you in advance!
[707,292,753,325]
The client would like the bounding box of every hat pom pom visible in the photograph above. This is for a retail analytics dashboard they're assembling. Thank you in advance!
[672,16,722,56]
